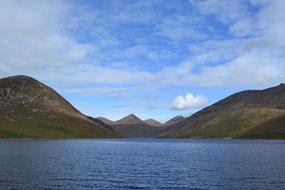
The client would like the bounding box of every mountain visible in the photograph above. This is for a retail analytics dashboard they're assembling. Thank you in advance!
[112,114,163,137]
[0,75,120,138]
[87,117,117,133]
[96,117,115,125]
[144,119,162,127]
[164,115,186,127]
[115,114,146,125]
[162,84,285,139]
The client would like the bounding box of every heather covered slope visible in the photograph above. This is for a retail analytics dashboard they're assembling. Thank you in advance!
[0,75,119,138]
[112,114,164,137]
[164,115,186,127]
[96,117,115,125]
[144,119,162,127]
[163,84,285,139]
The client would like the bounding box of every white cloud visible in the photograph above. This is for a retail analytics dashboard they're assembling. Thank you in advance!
[155,14,206,40]
[0,0,94,75]
[189,0,249,24]
[229,18,257,37]
[63,87,130,98]
[158,0,285,88]
[171,93,208,110]
[188,39,244,65]
[0,0,285,123]
[0,0,285,117]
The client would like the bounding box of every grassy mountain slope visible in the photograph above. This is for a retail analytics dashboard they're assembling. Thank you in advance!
[96,117,115,125]
[164,115,186,127]
[163,84,285,139]
[0,75,119,138]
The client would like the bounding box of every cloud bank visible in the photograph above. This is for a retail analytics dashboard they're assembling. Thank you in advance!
[0,0,284,89]
[0,0,284,119]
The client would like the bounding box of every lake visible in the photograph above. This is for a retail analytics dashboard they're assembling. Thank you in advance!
[0,139,285,190]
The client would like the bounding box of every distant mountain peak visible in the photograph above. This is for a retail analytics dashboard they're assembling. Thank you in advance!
[164,115,186,127]
[165,115,185,123]
[172,115,185,120]
[126,113,139,119]
[115,113,145,125]
[96,117,115,125]
[144,119,162,127]
[113,115,164,137]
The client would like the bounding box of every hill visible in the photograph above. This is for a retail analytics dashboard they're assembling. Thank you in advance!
[162,84,285,139]
[112,114,163,137]
[144,119,162,127]
[164,115,186,127]
[0,75,120,138]
[96,117,115,125]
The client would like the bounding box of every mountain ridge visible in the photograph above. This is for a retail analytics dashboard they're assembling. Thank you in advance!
[112,114,164,137]
[0,75,120,138]
[115,114,146,125]
[96,117,115,125]
[144,119,162,127]
[162,84,285,139]
[164,115,186,127]
[1,75,285,139]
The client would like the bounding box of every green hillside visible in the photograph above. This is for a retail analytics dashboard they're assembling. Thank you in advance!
[0,75,120,138]
[163,84,285,139]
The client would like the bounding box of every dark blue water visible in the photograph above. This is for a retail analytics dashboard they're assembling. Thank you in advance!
[0,139,285,190]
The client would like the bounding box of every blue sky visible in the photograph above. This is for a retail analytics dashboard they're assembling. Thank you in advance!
[0,0,285,121]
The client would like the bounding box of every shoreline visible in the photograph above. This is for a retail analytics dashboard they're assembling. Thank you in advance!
[0,137,285,141]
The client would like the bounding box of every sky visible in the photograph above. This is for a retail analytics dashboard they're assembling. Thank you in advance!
[0,0,285,122]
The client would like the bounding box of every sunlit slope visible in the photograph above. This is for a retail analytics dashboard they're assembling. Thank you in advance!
[0,75,119,138]
[163,84,285,139]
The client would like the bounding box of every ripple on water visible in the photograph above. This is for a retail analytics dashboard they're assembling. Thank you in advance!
[0,139,285,190]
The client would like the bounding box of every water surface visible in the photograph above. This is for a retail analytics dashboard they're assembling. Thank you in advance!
[0,139,285,190]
